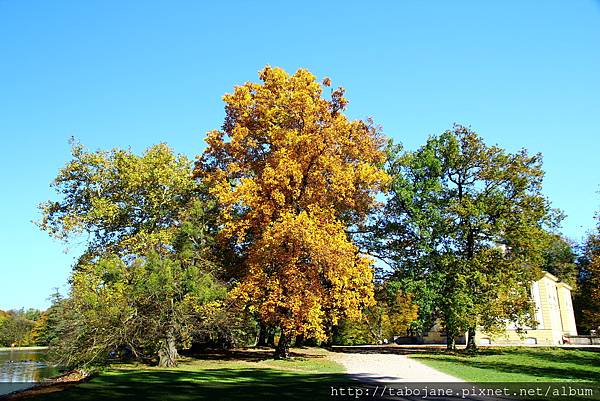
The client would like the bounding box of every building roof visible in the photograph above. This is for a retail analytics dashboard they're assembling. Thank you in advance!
[540,271,573,291]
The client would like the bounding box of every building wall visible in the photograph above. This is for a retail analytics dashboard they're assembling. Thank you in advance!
[557,283,578,336]
[475,272,577,346]
[416,322,466,345]
[419,272,578,346]
[475,328,559,346]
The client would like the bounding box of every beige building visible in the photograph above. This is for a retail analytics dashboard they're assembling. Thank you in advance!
[420,271,578,346]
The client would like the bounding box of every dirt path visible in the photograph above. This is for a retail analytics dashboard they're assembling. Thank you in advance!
[329,351,462,382]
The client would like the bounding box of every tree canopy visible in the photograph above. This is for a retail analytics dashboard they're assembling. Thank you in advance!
[376,125,557,349]
[539,232,578,288]
[197,66,389,357]
[38,142,198,259]
[49,253,226,368]
[32,66,596,365]
[0,308,42,347]
[574,220,600,334]
[38,142,235,367]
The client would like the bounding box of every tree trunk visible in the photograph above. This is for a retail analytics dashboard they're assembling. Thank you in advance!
[256,321,268,347]
[322,324,336,346]
[266,328,276,347]
[158,327,178,367]
[446,334,456,351]
[466,326,477,351]
[274,330,290,359]
[295,333,304,347]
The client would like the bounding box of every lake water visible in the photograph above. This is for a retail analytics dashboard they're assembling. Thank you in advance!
[0,348,60,395]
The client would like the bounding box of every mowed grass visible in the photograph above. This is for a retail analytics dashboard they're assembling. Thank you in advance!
[24,347,349,401]
[410,347,600,382]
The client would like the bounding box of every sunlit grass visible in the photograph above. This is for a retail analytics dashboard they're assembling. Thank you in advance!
[410,347,600,382]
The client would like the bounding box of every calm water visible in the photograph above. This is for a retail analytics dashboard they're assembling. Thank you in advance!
[0,348,61,395]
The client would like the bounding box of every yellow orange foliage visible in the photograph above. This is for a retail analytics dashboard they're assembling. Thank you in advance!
[197,66,389,340]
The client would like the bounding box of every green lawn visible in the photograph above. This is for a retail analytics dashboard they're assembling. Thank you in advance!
[23,348,350,401]
[18,346,600,400]
[410,347,600,382]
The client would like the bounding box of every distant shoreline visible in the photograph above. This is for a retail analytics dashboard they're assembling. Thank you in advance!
[0,346,49,351]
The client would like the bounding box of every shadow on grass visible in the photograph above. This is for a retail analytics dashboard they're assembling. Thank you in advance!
[328,345,450,355]
[16,369,352,401]
[180,348,324,363]
[180,349,272,363]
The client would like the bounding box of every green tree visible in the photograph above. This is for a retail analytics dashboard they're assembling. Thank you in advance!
[333,282,418,345]
[0,310,8,340]
[574,229,600,334]
[38,141,198,259]
[31,290,66,347]
[38,142,240,367]
[378,125,557,350]
[539,232,578,288]
[332,318,374,346]
[52,254,227,368]
[361,283,419,344]
[0,309,40,347]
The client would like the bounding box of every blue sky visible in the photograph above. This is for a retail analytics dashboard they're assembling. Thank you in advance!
[1,1,599,310]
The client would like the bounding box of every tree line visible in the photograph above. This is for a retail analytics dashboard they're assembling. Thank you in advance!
[0,308,43,347]
[30,66,600,367]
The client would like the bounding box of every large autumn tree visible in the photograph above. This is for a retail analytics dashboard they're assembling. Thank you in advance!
[197,66,389,358]
[377,126,557,349]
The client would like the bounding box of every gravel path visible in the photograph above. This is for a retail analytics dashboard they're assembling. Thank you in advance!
[330,352,462,382]
[327,350,517,401]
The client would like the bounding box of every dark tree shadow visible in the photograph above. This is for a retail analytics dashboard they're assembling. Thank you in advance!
[327,345,451,355]
[5,369,354,401]
[180,348,325,363]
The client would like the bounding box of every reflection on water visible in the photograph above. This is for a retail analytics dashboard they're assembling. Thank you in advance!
[0,348,60,393]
